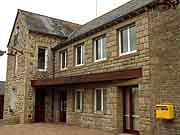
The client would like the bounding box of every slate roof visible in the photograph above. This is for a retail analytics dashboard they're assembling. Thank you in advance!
[52,0,155,49]
[68,0,154,40]
[19,10,80,38]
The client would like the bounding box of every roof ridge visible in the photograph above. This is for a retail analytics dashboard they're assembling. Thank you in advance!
[53,0,155,50]
[18,9,80,26]
[68,24,81,38]
[75,0,134,29]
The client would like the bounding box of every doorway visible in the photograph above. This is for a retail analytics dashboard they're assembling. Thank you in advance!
[123,86,139,134]
[59,91,67,122]
[35,89,45,122]
[0,95,4,119]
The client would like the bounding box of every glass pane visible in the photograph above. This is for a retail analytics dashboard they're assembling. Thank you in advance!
[125,116,131,130]
[125,90,131,130]
[96,90,102,111]
[130,26,136,51]
[81,46,84,64]
[76,92,81,110]
[133,117,139,131]
[102,38,107,59]
[61,52,66,69]
[76,46,82,65]
[132,87,139,131]
[95,40,101,60]
[38,48,45,69]
[121,29,128,53]
[132,87,138,116]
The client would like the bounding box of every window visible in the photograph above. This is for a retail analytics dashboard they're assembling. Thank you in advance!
[75,90,83,112]
[38,48,48,71]
[119,25,136,55]
[10,88,16,112]
[94,37,107,61]
[75,44,84,66]
[60,50,67,70]
[94,88,103,112]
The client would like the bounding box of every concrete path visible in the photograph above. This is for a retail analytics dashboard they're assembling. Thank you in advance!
[0,123,114,135]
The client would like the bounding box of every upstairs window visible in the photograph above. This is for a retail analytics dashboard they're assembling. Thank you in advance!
[94,36,107,62]
[75,44,84,66]
[38,48,48,71]
[119,24,136,55]
[94,88,104,112]
[60,50,67,70]
[75,90,83,112]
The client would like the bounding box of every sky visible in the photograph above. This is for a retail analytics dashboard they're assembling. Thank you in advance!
[0,0,130,81]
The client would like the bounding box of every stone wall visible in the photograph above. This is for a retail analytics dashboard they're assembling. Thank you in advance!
[4,12,62,123]
[4,13,29,124]
[54,12,152,134]
[23,33,62,123]
[6,4,180,135]
[66,87,122,133]
[149,5,180,135]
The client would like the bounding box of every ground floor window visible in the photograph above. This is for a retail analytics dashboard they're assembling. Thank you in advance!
[94,88,104,112]
[75,90,83,112]
[123,86,139,134]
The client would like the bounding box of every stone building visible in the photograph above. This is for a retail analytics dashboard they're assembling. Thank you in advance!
[4,0,180,134]
[0,81,5,119]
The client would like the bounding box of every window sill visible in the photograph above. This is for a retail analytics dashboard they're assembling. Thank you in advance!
[94,111,104,115]
[60,68,68,71]
[75,110,82,113]
[94,58,107,63]
[114,51,139,60]
[120,50,137,56]
[73,64,86,69]
[38,69,47,72]
[120,133,138,135]
[75,64,84,67]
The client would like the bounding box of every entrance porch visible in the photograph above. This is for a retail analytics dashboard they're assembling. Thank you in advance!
[32,69,142,134]
[34,88,67,123]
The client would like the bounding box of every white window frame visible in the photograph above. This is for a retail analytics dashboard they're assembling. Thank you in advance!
[37,47,48,72]
[119,25,137,56]
[94,37,107,62]
[60,50,67,70]
[94,88,104,112]
[75,45,84,66]
[75,90,83,112]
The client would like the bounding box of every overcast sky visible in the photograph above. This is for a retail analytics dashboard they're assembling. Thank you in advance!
[0,0,130,81]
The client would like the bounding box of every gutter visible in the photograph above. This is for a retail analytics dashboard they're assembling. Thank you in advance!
[52,0,180,51]
[52,1,156,51]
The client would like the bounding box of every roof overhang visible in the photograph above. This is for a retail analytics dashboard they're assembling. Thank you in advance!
[52,0,180,51]
[31,68,142,87]
[52,1,156,51]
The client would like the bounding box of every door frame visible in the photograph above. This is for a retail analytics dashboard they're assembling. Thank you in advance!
[122,86,139,134]
[34,89,45,122]
[59,90,67,122]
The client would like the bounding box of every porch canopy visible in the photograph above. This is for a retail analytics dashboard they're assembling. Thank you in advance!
[31,68,142,87]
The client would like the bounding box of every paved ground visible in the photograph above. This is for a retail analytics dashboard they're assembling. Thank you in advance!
[0,123,114,135]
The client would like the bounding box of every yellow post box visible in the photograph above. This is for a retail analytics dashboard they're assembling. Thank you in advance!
[156,104,174,120]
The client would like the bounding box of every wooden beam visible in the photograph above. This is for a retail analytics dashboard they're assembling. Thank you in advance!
[31,68,142,87]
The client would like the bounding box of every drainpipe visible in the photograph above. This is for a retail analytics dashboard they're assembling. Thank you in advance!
[52,49,55,79]
[51,49,55,122]
[51,88,55,122]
